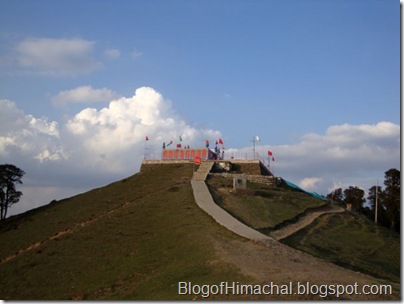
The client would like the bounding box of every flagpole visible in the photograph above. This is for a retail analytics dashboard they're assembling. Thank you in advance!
[144,137,147,160]
[268,154,270,171]
[251,136,260,160]
[375,180,378,224]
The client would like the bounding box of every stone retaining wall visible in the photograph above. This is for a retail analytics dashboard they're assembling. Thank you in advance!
[210,173,277,186]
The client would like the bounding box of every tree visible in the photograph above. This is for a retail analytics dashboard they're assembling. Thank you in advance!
[326,188,344,203]
[367,184,387,226]
[0,164,25,220]
[382,168,400,232]
[344,186,365,212]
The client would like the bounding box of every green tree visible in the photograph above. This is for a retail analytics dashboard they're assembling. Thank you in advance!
[0,164,25,220]
[367,184,387,225]
[326,188,344,202]
[344,186,365,212]
[382,168,400,232]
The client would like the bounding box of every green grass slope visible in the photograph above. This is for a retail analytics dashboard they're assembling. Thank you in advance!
[207,175,400,284]
[206,175,326,230]
[282,212,400,283]
[0,163,250,300]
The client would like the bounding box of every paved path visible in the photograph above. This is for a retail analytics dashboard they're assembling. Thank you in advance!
[190,161,345,243]
[191,162,273,242]
[269,204,345,241]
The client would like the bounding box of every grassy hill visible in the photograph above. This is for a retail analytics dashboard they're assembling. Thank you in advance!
[282,212,400,283]
[206,175,326,230]
[0,163,251,300]
[206,174,400,284]
[0,163,400,300]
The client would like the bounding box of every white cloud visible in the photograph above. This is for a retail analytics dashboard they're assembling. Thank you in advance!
[14,38,102,75]
[65,87,220,173]
[2,88,399,217]
[103,48,121,59]
[1,87,221,216]
[0,99,63,160]
[52,85,120,105]
[232,121,400,195]
[299,177,322,190]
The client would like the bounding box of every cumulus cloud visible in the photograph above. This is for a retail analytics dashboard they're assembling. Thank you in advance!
[52,85,120,105]
[65,87,220,173]
[2,87,399,216]
[232,122,400,195]
[1,87,221,215]
[0,99,64,162]
[14,38,102,75]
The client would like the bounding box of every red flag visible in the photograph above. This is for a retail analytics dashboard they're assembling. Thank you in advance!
[218,138,224,145]
[272,156,275,161]
[268,150,273,156]
[145,136,149,141]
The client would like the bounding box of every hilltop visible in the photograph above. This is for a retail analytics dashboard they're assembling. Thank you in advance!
[0,162,400,300]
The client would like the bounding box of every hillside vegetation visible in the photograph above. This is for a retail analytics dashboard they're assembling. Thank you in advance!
[0,164,250,300]
[282,212,400,283]
[0,164,399,300]
[206,174,400,284]
[206,175,326,230]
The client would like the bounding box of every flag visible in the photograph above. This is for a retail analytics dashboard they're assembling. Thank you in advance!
[218,138,224,145]
[256,136,260,142]
[167,140,173,147]
[179,136,182,141]
[268,150,273,156]
[205,140,209,148]
[272,156,275,161]
[145,136,149,141]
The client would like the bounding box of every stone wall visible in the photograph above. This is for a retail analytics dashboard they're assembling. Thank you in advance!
[210,173,277,187]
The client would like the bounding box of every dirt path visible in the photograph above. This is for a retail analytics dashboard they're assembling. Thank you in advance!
[270,204,345,240]
[0,201,129,265]
[212,235,400,300]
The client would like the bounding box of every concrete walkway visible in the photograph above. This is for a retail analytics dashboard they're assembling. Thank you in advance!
[191,162,273,242]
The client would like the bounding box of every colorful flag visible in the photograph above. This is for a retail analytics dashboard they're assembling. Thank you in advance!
[167,140,173,147]
[218,138,224,145]
[268,150,273,156]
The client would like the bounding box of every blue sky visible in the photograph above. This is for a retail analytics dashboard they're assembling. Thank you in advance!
[0,0,400,216]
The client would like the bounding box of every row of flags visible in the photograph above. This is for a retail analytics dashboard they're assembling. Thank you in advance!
[146,135,275,161]
[146,136,225,148]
